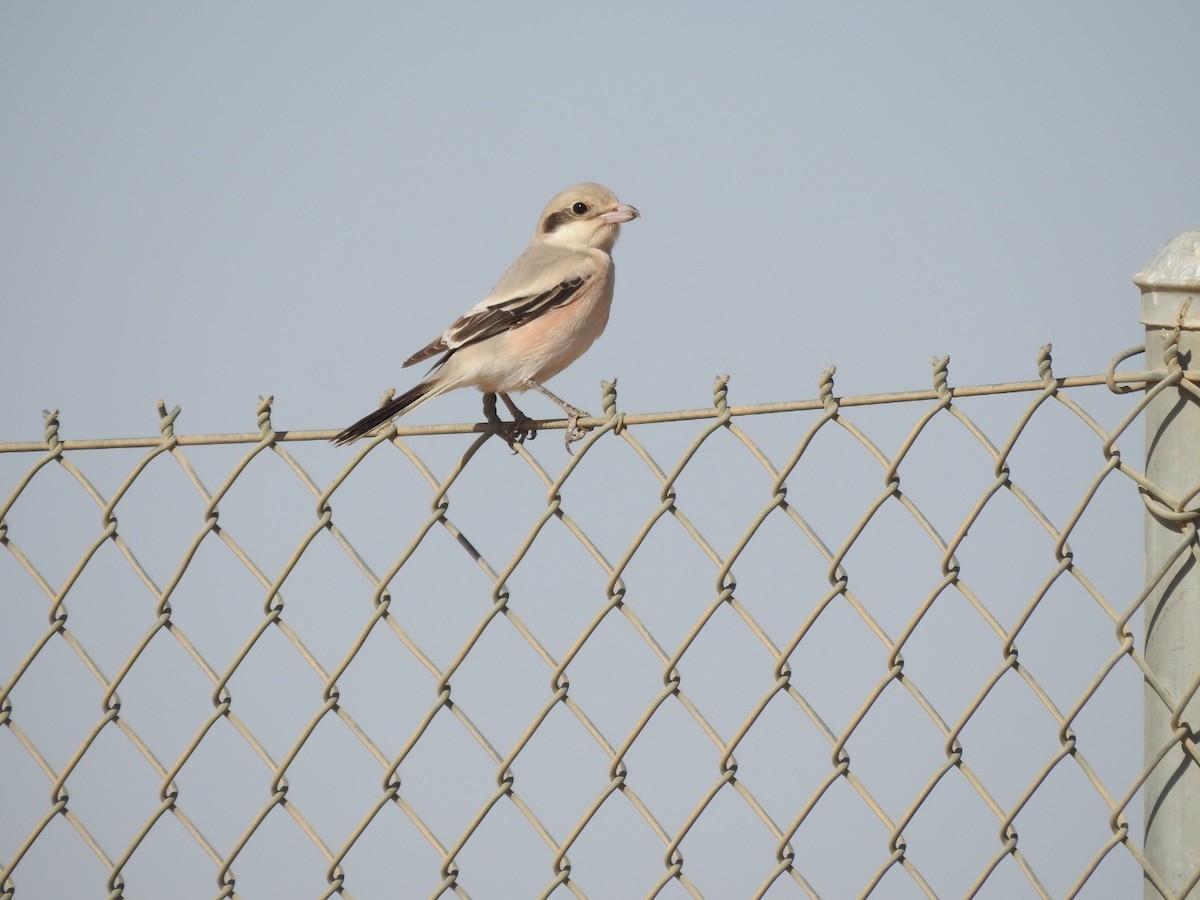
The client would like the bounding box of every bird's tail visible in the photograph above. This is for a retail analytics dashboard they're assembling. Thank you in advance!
[332,381,441,445]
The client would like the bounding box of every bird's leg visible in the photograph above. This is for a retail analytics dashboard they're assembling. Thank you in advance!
[526,381,592,451]
[495,392,537,447]
[482,391,501,428]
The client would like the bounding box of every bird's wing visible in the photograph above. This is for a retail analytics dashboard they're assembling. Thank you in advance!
[403,245,601,368]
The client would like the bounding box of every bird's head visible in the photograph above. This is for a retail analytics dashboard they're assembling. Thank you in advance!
[537,182,639,252]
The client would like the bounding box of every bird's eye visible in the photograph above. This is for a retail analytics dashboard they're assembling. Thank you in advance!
[572,202,589,215]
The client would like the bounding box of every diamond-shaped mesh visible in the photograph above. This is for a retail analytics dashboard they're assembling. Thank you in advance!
[2,344,1197,898]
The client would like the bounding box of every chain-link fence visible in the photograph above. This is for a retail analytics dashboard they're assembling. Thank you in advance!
[3,237,1200,899]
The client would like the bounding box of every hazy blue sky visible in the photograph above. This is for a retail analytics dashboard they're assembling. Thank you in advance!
[2,3,1197,898]
[4,2,1196,441]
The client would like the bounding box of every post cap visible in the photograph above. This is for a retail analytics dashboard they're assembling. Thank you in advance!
[1135,230,1200,328]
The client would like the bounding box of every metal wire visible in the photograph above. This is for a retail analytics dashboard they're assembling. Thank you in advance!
[0,345,1195,898]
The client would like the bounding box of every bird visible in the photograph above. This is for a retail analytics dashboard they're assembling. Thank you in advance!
[332,182,639,451]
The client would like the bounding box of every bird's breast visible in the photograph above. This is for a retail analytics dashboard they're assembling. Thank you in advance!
[460,269,616,393]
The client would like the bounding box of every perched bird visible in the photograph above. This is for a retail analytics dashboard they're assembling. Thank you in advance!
[333,182,639,450]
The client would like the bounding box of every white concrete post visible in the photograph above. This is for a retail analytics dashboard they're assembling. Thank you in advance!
[1135,230,1200,898]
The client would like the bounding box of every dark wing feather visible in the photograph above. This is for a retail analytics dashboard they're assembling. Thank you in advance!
[402,338,450,368]
[402,277,588,368]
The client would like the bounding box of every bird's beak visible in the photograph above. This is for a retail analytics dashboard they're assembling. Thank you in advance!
[599,203,640,224]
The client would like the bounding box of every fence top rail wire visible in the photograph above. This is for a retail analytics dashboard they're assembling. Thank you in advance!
[0,361,1181,454]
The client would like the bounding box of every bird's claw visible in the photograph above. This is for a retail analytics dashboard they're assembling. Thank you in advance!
[563,410,592,454]
[499,416,538,451]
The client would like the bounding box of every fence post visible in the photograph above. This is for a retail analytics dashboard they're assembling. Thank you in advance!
[1135,230,1200,898]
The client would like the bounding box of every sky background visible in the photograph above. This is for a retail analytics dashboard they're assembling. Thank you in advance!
[3,2,1197,440]
[2,2,1198,898]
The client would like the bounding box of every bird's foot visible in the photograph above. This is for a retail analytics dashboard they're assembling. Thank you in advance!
[499,415,538,450]
[563,406,592,454]
[487,393,538,451]
[522,381,593,453]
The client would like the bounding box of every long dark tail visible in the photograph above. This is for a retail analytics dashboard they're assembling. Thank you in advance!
[332,381,435,445]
